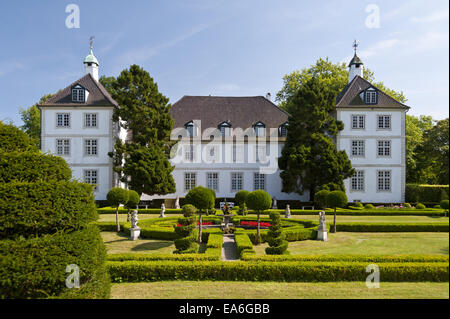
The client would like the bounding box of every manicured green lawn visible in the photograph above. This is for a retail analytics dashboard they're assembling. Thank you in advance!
[290,215,449,223]
[101,231,176,254]
[253,232,449,255]
[98,214,182,222]
[110,281,449,299]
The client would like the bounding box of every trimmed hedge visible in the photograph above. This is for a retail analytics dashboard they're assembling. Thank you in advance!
[0,225,109,299]
[406,184,449,203]
[0,181,97,239]
[235,232,256,258]
[332,222,449,232]
[107,260,449,282]
[0,152,72,183]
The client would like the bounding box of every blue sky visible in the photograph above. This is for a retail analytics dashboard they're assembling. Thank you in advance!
[0,0,448,125]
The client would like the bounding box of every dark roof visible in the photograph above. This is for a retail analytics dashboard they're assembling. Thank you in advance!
[39,73,118,107]
[171,96,289,135]
[336,75,409,109]
[348,53,363,67]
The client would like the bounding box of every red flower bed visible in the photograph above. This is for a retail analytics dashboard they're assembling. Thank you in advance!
[240,221,272,227]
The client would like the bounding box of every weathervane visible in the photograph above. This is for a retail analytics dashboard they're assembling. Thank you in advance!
[89,36,95,50]
[352,39,359,53]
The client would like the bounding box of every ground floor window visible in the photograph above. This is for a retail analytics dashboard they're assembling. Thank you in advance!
[377,170,391,191]
[207,172,219,191]
[253,173,266,190]
[351,170,365,191]
[231,172,243,191]
[184,172,196,191]
[56,139,70,156]
[84,169,98,191]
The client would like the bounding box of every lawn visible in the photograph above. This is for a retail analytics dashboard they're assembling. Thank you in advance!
[253,232,449,255]
[98,214,182,222]
[110,281,449,299]
[101,231,176,254]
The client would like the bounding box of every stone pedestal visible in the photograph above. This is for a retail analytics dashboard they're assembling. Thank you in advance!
[130,227,140,240]
[317,211,327,241]
[317,229,327,241]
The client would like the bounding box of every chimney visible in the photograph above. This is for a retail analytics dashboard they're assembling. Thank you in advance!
[265,92,271,100]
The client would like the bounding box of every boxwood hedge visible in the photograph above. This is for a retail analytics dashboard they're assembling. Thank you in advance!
[332,222,449,232]
[0,181,97,239]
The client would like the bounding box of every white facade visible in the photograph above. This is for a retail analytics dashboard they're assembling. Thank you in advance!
[336,109,406,203]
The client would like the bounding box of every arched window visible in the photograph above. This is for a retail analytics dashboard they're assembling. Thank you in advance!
[254,121,265,137]
[218,121,231,136]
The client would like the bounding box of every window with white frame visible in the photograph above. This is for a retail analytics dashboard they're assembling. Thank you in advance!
[254,122,265,137]
[254,173,266,190]
[56,113,70,127]
[233,145,244,163]
[377,140,391,157]
[84,139,98,156]
[219,122,231,137]
[84,170,98,190]
[377,115,391,129]
[184,172,196,191]
[377,170,391,191]
[351,140,365,157]
[184,145,195,162]
[71,87,85,102]
[207,172,219,191]
[351,170,365,191]
[56,139,70,156]
[231,172,243,191]
[280,123,288,137]
[84,113,97,128]
[351,115,365,129]
[365,89,377,104]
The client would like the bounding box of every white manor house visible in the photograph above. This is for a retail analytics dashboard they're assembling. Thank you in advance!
[39,45,409,204]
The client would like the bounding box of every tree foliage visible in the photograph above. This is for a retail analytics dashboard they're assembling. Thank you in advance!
[100,65,176,196]
[185,186,215,212]
[246,190,272,245]
[0,121,38,153]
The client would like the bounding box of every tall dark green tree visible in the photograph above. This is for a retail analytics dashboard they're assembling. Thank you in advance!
[101,65,176,196]
[278,76,354,201]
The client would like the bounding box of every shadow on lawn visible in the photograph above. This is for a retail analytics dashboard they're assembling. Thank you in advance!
[131,241,173,252]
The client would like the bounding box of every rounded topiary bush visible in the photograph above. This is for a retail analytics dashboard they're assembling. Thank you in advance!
[173,204,198,253]
[0,225,109,299]
[265,211,289,255]
[125,190,140,209]
[185,186,215,213]
[404,203,412,208]
[0,181,97,239]
[234,190,249,215]
[246,190,272,244]
[107,187,129,207]
[365,203,375,209]
[0,152,72,183]
[314,189,330,209]
[353,202,363,208]
[416,203,426,209]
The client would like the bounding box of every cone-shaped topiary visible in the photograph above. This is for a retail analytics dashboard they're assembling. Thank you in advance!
[173,204,198,253]
[265,211,289,255]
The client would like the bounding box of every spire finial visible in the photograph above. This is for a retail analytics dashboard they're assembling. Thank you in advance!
[352,39,359,53]
[89,36,95,51]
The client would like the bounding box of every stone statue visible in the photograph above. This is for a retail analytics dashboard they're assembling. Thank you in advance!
[317,211,327,241]
[159,203,166,218]
[131,210,138,228]
[285,204,291,218]
[175,196,180,209]
[130,209,140,240]
[272,197,277,209]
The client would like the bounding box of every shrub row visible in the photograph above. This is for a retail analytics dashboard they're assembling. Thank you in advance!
[406,184,449,203]
[0,152,72,183]
[241,254,450,263]
[107,260,449,282]
[0,181,97,239]
[0,225,109,299]
[235,232,256,258]
[333,222,449,232]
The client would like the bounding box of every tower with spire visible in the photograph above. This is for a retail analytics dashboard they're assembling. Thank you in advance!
[84,36,99,81]
[348,39,363,83]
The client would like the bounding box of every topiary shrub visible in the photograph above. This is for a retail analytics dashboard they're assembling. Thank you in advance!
[353,202,363,208]
[365,203,375,209]
[124,190,140,221]
[314,189,330,209]
[440,200,449,217]
[0,152,72,183]
[327,190,348,233]
[185,186,215,243]
[265,211,288,255]
[416,203,426,210]
[234,190,250,216]
[404,203,412,208]
[173,204,198,254]
[245,190,272,245]
[107,187,129,232]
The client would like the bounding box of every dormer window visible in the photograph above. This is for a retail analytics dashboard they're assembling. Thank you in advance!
[254,121,265,137]
[185,121,197,137]
[364,88,377,104]
[280,122,288,137]
[72,85,85,103]
[218,121,231,137]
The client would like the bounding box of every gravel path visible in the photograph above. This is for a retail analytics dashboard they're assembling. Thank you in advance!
[221,234,238,261]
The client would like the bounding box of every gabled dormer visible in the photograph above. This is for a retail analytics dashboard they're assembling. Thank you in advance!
[185,120,197,137]
[253,121,266,137]
[362,87,378,105]
[71,84,88,103]
[218,121,231,136]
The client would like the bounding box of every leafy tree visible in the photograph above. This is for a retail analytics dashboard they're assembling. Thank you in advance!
[314,189,330,209]
[185,186,215,243]
[173,204,198,253]
[265,211,288,255]
[19,94,54,148]
[327,190,348,233]
[101,65,176,197]
[124,190,140,222]
[106,187,129,232]
[278,77,354,201]
[0,122,38,153]
[245,190,272,245]
[234,190,250,216]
